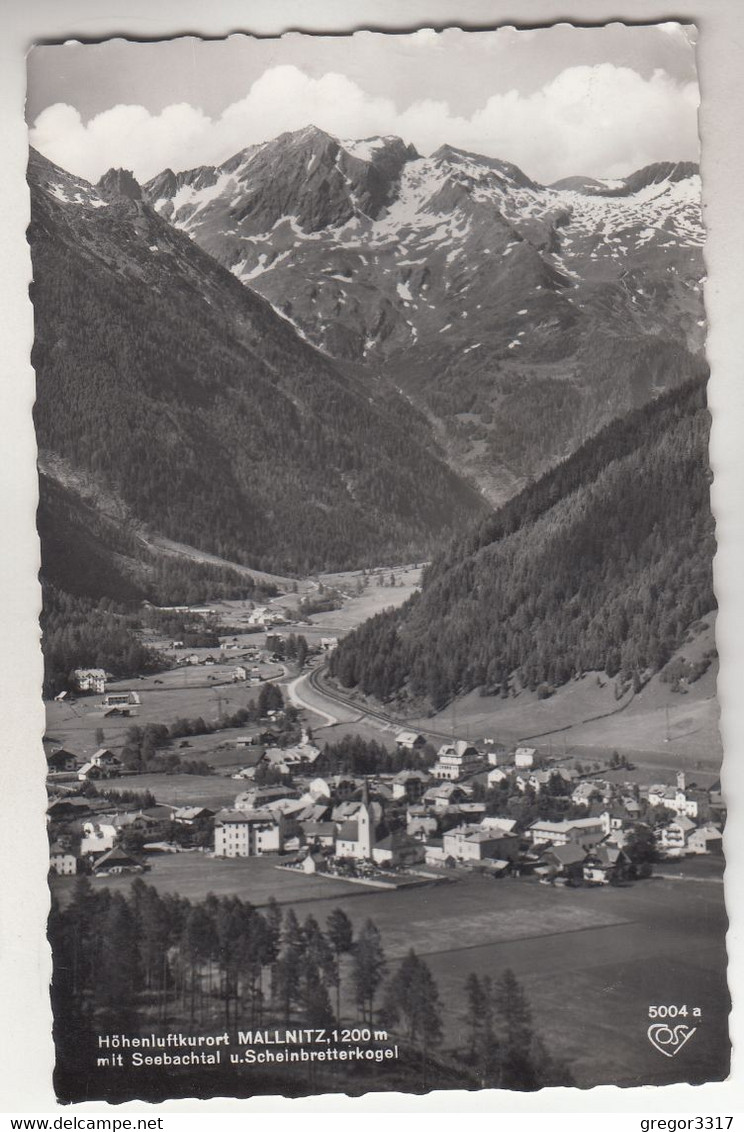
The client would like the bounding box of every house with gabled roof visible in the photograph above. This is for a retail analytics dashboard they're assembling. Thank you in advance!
[656,815,696,856]
[395,730,427,752]
[422,782,470,811]
[49,842,78,876]
[537,843,586,883]
[73,668,107,694]
[372,831,425,868]
[432,741,481,781]
[583,844,629,885]
[528,816,605,848]
[301,821,337,849]
[92,846,146,875]
[686,823,724,856]
[46,748,79,774]
[392,769,430,802]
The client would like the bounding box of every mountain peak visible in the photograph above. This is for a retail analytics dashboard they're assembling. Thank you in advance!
[431,144,537,189]
[281,124,338,147]
[96,167,143,202]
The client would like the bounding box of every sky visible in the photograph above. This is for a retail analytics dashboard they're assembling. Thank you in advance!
[27,23,700,185]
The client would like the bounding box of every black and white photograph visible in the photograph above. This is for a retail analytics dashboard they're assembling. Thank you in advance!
[4,3,743,1113]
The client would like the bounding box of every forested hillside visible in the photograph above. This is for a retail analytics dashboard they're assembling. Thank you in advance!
[329,379,715,709]
[29,149,486,577]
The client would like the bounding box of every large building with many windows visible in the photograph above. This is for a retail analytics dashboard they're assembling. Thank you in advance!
[432,741,481,781]
[214,810,284,857]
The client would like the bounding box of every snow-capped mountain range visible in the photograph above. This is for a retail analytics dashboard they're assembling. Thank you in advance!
[33,124,705,509]
[143,126,703,361]
[138,126,705,500]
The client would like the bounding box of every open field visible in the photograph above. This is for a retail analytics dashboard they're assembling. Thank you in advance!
[51,852,375,906]
[44,663,284,760]
[210,564,420,642]
[400,616,721,766]
[51,860,729,1088]
[306,565,422,633]
[98,774,242,808]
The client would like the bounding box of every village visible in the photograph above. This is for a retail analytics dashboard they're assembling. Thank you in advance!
[46,646,725,895]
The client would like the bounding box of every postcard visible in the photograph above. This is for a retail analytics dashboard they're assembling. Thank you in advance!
[22,20,730,1105]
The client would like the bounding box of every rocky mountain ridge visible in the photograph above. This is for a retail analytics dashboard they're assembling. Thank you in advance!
[28,146,487,581]
[143,127,706,501]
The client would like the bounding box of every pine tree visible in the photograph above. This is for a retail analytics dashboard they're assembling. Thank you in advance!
[351,920,386,1024]
[327,908,354,1023]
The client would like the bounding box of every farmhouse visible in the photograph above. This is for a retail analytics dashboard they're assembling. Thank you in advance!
[92,846,146,875]
[46,748,79,773]
[77,747,122,781]
[423,782,470,810]
[395,730,427,752]
[235,785,298,811]
[372,831,425,868]
[686,824,724,855]
[392,769,430,802]
[538,843,585,883]
[582,845,629,885]
[174,806,215,825]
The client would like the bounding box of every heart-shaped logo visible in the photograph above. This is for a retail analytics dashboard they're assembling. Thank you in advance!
[647,1023,697,1057]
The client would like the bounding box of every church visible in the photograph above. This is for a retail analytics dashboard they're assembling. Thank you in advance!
[335,779,374,860]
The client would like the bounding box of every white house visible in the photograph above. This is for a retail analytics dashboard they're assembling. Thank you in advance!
[214,810,284,857]
[73,668,107,694]
[686,824,724,856]
[528,817,605,847]
[514,746,536,769]
[49,843,77,876]
[80,821,117,856]
[656,815,696,857]
[442,825,519,863]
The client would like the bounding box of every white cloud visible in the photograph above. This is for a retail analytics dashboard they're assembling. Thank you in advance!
[29,61,699,186]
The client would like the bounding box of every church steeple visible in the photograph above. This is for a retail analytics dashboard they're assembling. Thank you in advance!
[358,777,373,859]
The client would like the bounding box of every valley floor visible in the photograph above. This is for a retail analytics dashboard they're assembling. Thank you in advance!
[51,859,728,1090]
